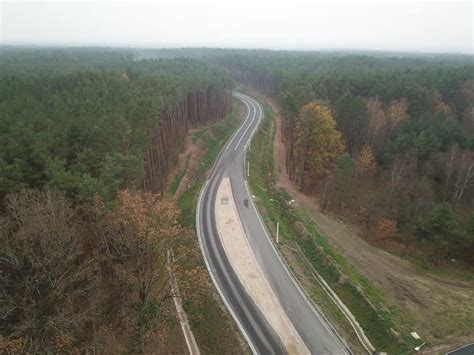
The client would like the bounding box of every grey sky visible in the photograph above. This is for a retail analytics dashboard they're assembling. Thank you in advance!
[1,0,473,53]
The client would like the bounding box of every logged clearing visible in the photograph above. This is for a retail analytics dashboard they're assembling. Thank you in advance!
[262,92,474,352]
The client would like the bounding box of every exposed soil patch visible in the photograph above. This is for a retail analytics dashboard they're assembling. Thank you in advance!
[165,129,205,201]
[166,101,246,202]
[264,94,474,351]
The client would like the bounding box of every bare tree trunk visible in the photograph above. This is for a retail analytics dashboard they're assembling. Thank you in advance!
[144,86,231,193]
[443,145,456,202]
[452,152,474,209]
[320,179,329,211]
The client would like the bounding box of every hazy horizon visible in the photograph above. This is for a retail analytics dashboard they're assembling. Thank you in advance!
[1,0,473,54]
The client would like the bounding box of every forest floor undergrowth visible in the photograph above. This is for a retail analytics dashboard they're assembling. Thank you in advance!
[247,87,474,354]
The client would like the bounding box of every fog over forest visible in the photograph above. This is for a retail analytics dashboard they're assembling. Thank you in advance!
[2,0,473,54]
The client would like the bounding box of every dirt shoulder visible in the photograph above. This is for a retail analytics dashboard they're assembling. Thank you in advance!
[165,101,246,202]
[261,92,474,353]
[165,129,205,201]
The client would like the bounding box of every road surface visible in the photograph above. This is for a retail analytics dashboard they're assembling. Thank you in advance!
[447,343,474,355]
[196,92,349,354]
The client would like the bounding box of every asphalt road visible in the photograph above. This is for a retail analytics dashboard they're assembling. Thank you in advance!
[197,92,349,354]
[447,343,474,355]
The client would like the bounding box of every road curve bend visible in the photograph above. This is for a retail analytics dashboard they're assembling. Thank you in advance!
[196,92,350,354]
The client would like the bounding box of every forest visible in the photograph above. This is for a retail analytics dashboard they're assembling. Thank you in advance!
[2,46,473,353]
[0,48,232,202]
[211,50,474,263]
[0,48,233,352]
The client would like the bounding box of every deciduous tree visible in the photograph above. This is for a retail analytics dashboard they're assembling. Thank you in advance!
[356,144,376,177]
[451,150,474,209]
[104,189,188,353]
[376,217,397,241]
[291,103,345,192]
[0,190,98,353]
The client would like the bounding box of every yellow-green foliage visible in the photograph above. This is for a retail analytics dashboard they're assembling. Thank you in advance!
[293,103,345,188]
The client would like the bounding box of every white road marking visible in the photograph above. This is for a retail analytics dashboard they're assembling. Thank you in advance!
[243,97,262,151]
[224,95,252,152]
[215,177,310,355]
[234,96,256,151]
[197,92,350,355]
[240,94,351,354]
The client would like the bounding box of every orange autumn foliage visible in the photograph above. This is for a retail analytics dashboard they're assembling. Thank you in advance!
[357,144,376,176]
[116,189,182,241]
[376,217,397,240]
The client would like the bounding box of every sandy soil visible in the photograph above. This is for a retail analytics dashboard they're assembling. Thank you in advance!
[166,101,246,201]
[215,177,309,355]
[164,129,205,201]
[264,94,474,352]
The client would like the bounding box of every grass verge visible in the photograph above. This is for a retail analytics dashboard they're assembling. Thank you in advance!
[169,170,186,196]
[247,104,418,354]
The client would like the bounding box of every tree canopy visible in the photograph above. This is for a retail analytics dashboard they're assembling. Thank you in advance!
[0,49,231,203]
[291,103,345,190]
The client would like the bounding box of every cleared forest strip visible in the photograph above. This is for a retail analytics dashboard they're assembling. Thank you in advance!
[263,92,474,353]
[246,101,414,353]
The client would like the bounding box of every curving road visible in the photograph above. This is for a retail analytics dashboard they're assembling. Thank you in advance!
[196,92,349,354]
